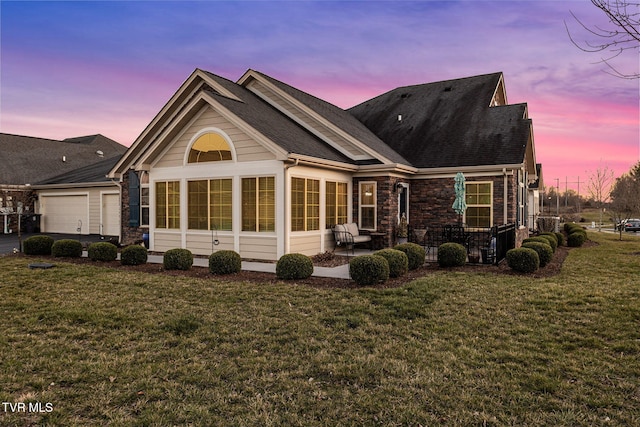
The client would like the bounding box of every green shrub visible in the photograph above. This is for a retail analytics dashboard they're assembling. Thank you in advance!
[51,239,83,258]
[564,223,585,234]
[209,250,242,275]
[87,242,118,262]
[568,231,587,247]
[522,241,553,267]
[163,248,193,271]
[276,253,314,280]
[373,248,408,278]
[23,235,54,255]
[506,247,540,273]
[393,242,426,270]
[349,255,389,286]
[437,242,467,268]
[554,232,565,246]
[120,245,148,266]
[540,233,558,253]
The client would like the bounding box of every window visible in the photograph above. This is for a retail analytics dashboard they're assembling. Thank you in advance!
[156,181,180,229]
[291,177,320,231]
[187,179,232,230]
[465,182,492,227]
[188,132,232,163]
[359,182,376,230]
[242,177,275,232]
[326,181,348,228]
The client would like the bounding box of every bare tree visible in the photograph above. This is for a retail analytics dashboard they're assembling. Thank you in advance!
[586,164,615,231]
[566,0,640,78]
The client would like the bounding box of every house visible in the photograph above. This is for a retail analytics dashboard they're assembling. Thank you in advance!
[0,133,127,235]
[109,68,538,260]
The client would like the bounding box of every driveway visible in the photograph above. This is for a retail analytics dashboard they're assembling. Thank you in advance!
[0,233,108,255]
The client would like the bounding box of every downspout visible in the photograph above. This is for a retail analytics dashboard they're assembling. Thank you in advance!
[503,168,508,225]
[283,158,299,255]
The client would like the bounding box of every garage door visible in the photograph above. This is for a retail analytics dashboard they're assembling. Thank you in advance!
[41,195,89,234]
[101,193,120,236]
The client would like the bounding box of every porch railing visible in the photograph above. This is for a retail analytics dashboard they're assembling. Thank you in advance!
[409,223,516,265]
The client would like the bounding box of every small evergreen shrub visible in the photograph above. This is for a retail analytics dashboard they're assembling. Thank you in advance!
[536,234,558,252]
[564,223,586,235]
[163,248,193,270]
[554,232,565,246]
[209,250,242,275]
[437,242,467,268]
[568,231,587,247]
[393,242,426,270]
[506,247,539,273]
[23,235,54,255]
[373,248,408,278]
[522,241,553,267]
[349,255,389,286]
[121,245,148,266]
[87,242,118,262]
[276,253,314,279]
[51,239,83,258]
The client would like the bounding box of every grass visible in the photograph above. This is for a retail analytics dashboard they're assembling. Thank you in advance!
[1,232,639,425]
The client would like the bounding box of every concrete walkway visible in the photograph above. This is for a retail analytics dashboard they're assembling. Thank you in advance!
[145,254,352,280]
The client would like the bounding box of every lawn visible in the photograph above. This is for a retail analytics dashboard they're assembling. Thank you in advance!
[1,232,639,426]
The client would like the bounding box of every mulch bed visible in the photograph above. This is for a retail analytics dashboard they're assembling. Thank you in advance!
[13,241,583,290]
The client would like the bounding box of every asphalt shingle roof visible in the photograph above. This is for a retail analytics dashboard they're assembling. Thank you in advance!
[348,72,531,169]
[0,133,127,185]
[199,70,358,165]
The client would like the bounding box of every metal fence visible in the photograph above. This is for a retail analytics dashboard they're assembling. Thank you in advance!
[409,223,516,265]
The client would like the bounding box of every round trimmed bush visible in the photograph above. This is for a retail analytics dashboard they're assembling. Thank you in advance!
[23,235,54,255]
[88,242,118,262]
[349,255,389,286]
[523,236,552,247]
[522,241,553,267]
[554,232,565,246]
[121,245,148,266]
[163,248,193,271]
[437,242,467,268]
[373,248,408,278]
[393,242,426,270]
[276,253,314,280]
[567,231,587,247]
[209,250,242,275]
[539,233,558,252]
[51,239,83,258]
[506,247,540,273]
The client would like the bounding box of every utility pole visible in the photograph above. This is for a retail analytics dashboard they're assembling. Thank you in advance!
[556,178,560,216]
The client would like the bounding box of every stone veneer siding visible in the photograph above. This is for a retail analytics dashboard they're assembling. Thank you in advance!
[353,174,520,247]
[120,171,144,245]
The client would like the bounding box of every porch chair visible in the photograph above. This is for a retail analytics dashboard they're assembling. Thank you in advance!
[332,223,372,255]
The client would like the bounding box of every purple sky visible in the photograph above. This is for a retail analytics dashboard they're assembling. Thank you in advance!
[1,1,638,192]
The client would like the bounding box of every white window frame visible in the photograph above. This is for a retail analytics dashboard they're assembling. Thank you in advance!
[358,181,377,231]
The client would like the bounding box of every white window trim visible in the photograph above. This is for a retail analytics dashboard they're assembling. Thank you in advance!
[359,181,377,231]
[183,127,237,166]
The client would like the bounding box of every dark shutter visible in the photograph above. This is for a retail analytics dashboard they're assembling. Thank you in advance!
[128,170,140,227]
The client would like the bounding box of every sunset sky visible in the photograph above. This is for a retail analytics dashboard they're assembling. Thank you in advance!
[1,1,638,192]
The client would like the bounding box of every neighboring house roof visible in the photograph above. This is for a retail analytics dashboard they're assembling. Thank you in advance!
[0,133,127,185]
[348,72,532,169]
[36,156,122,185]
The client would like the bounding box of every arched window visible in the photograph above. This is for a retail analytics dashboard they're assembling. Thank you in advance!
[187,132,232,163]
